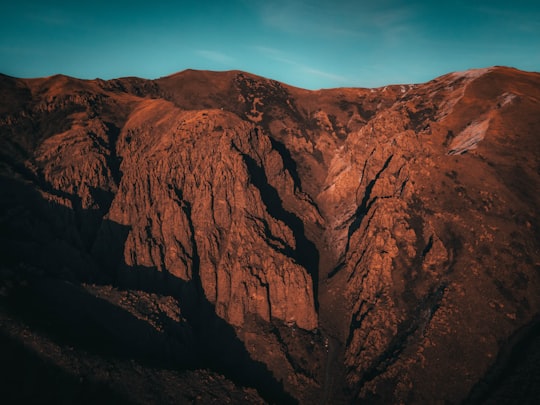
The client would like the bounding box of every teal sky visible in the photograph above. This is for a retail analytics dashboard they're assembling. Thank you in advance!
[1,0,539,89]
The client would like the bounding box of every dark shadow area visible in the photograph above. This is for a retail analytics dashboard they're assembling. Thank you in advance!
[349,283,447,402]
[103,122,123,187]
[464,315,540,404]
[268,135,303,192]
[0,329,133,405]
[241,152,320,311]
[0,74,33,114]
[2,278,196,368]
[0,161,104,256]
[0,175,94,282]
[114,264,296,404]
[406,107,435,132]
[0,174,297,404]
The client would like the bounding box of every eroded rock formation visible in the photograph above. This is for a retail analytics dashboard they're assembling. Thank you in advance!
[1,66,539,403]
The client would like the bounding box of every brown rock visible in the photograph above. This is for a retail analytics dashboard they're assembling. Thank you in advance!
[1,66,539,404]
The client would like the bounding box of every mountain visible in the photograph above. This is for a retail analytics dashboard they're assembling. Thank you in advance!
[1,66,539,404]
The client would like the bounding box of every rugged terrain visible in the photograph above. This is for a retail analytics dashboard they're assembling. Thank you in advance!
[1,66,539,403]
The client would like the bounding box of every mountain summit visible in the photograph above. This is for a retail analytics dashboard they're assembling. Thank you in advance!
[1,66,539,403]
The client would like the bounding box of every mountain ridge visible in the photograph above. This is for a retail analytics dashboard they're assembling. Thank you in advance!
[1,65,539,404]
[3,64,536,89]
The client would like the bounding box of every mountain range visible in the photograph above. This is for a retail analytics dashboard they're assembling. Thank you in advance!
[1,66,539,404]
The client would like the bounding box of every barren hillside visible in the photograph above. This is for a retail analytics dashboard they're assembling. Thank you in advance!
[1,66,539,404]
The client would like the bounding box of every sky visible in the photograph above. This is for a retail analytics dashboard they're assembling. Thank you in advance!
[1,0,539,89]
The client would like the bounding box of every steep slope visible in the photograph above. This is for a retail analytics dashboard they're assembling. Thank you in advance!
[1,67,539,403]
[315,67,540,402]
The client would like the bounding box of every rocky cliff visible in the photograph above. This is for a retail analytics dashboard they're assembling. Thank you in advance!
[1,66,539,403]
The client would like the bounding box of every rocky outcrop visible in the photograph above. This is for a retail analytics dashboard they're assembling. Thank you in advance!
[1,66,539,403]
[103,102,319,331]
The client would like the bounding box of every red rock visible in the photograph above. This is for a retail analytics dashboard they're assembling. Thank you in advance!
[1,66,539,404]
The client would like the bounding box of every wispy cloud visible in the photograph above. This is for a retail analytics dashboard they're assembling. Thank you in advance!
[247,0,418,41]
[195,50,236,65]
[252,46,298,65]
[254,0,361,38]
[253,46,351,86]
[300,67,350,83]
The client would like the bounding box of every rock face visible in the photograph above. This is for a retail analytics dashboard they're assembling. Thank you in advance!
[1,66,540,403]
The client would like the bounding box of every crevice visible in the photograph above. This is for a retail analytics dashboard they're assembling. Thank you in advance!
[346,154,393,251]
[352,282,447,400]
[399,177,409,196]
[358,148,376,186]
[327,196,379,280]
[248,268,272,318]
[268,137,303,192]
[172,186,202,296]
[421,235,434,258]
[346,300,375,348]
[242,152,320,312]
[104,122,123,187]
[327,262,345,279]
[346,246,370,283]
[248,214,296,258]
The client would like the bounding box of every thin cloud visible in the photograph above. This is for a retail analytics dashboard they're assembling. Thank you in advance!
[252,46,298,65]
[253,46,351,86]
[301,67,350,84]
[196,50,236,65]
[249,0,417,40]
[249,0,362,38]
